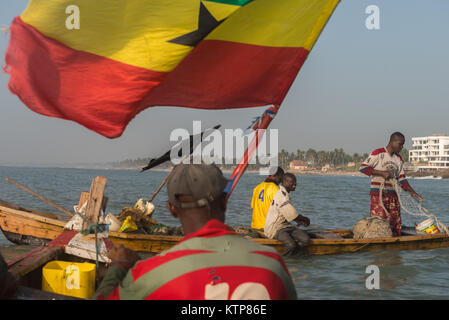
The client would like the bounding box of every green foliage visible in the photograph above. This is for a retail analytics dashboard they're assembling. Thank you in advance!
[108,148,379,171]
[399,148,409,162]
[278,148,367,170]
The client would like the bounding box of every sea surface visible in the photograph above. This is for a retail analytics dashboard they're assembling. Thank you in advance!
[1,166,448,299]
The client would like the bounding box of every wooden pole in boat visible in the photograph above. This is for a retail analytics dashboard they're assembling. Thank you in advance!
[4,177,74,217]
[148,169,175,202]
[82,176,108,229]
[148,153,192,202]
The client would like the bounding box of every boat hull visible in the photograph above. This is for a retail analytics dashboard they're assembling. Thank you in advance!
[2,203,449,256]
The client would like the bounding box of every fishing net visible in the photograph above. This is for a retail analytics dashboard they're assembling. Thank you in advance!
[353,216,393,239]
[234,226,263,238]
[379,179,449,235]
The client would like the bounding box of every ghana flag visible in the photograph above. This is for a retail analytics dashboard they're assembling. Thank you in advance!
[5,0,339,138]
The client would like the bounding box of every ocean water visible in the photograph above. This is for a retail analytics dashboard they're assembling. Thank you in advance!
[1,166,449,299]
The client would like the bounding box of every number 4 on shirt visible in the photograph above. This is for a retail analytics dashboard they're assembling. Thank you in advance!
[258,189,264,202]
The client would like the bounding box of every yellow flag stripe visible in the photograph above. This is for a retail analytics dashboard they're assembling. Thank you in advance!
[303,0,340,51]
[206,0,339,50]
[21,0,240,72]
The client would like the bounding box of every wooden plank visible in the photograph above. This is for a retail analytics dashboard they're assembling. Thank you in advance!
[308,231,344,239]
[47,230,79,248]
[8,231,77,278]
[78,191,108,214]
[307,228,353,238]
[8,246,64,278]
[0,212,64,241]
[83,177,107,229]
[77,191,90,209]
[0,205,67,227]
[0,200,65,221]
[305,237,449,255]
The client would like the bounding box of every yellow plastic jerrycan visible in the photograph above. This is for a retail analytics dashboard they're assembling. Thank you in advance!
[42,261,96,299]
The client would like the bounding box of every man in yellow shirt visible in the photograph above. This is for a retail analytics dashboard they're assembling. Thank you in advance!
[250,167,284,229]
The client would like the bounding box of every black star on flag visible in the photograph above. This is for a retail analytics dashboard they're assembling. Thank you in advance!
[168,2,225,47]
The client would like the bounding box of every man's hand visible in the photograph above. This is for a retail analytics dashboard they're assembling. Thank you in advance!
[411,191,423,202]
[372,169,393,180]
[296,216,310,227]
[381,171,392,180]
[108,244,141,270]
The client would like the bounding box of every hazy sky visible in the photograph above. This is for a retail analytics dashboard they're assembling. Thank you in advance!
[0,0,448,166]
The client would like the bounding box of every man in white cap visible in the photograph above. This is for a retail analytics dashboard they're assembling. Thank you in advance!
[94,164,297,300]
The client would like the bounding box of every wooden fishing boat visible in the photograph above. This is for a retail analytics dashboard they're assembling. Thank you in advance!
[2,201,449,256]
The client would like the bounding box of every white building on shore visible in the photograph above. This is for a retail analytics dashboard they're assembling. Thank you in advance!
[409,134,449,171]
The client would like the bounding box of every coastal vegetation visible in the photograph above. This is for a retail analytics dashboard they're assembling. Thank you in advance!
[107,148,410,171]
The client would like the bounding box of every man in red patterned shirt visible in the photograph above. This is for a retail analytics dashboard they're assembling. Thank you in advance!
[359,132,422,236]
[94,164,297,300]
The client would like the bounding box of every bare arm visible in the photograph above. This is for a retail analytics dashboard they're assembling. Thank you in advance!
[401,182,423,202]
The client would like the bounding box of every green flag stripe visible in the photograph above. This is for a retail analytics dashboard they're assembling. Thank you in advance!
[205,0,253,6]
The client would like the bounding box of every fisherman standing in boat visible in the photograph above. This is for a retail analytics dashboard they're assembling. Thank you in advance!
[93,164,297,300]
[264,173,311,256]
[359,132,423,236]
[250,167,284,230]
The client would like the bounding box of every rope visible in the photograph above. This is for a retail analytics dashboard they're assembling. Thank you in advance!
[378,179,391,221]
[72,204,108,278]
[378,178,449,235]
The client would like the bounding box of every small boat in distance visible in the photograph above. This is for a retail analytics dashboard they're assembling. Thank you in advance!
[411,176,443,180]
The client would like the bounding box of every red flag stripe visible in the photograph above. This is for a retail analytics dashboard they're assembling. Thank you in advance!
[5,17,166,138]
[144,39,310,109]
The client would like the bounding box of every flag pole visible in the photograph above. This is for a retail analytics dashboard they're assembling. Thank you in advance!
[224,104,280,201]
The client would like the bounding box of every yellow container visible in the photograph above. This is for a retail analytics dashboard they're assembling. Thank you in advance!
[416,218,440,235]
[42,261,96,299]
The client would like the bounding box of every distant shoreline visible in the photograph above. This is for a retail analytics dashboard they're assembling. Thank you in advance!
[75,166,365,176]
[2,164,447,179]
[0,165,365,177]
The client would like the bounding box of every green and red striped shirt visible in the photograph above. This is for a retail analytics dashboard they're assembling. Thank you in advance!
[94,219,297,300]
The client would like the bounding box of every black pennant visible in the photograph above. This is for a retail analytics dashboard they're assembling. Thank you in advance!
[168,2,225,47]
[141,125,221,172]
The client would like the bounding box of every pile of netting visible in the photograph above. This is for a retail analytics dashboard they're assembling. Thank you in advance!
[233,226,264,238]
[353,216,393,239]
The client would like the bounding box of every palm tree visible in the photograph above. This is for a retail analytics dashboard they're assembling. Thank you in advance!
[296,149,305,161]
[337,148,345,165]
[316,151,327,166]
[279,149,289,169]
[305,148,317,164]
